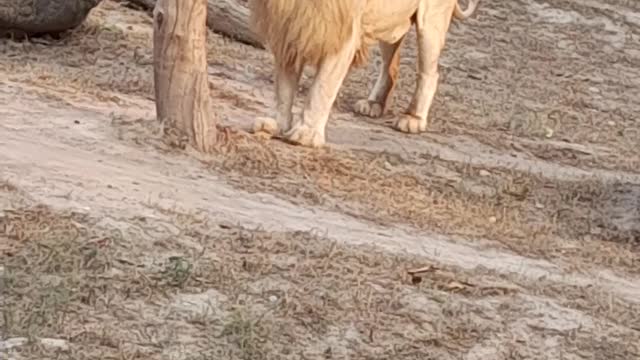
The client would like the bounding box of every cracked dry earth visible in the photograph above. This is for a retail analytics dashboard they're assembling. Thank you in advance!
[1,0,640,359]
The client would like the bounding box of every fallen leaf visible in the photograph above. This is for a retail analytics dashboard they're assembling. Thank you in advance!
[407,265,438,276]
[445,280,475,291]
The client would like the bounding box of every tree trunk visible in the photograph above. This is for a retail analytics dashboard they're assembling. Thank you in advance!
[129,0,262,48]
[153,0,216,152]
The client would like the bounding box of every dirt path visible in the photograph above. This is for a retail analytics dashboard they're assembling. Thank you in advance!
[2,80,640,302]
[2,0,640,359]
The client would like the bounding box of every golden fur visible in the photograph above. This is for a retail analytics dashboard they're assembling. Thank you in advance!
[250,0,480,147]
[249,0,370,70]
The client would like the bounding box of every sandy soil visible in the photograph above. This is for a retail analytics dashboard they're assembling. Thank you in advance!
[1,0,639,359]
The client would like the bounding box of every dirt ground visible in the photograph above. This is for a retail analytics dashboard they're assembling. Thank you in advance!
[1,0,640,359]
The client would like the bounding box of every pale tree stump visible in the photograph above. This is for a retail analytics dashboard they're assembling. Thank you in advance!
[153,0,217,152]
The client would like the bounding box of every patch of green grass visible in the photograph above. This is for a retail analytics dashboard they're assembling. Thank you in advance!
[161,256,193,287]
[219,307,269,360]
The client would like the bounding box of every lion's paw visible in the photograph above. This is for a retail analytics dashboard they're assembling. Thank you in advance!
[284,123,325,147]
[354,99,384,118]
[393,114,428,134]
[252,117,279,138]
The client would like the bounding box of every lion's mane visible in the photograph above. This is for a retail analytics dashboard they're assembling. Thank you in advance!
[249,0,370,70]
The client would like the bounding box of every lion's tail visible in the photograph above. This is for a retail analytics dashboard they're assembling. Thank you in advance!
[453,0,480,20]
[249,0,365,70]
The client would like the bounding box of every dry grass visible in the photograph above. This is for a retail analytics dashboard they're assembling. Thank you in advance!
[2,0,637,273]
[129,127,636,274]
[2,204,638,359]
[2,0,640,358]
[107,107,640,277]
[1,0,638,171]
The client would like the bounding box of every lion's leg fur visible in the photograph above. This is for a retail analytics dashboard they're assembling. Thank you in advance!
[249,0,365,145]
[284,29,360,147]
[275,63,302,131]
[354,38,405,118]
[251,0,479,144]
[253,61,302,137]
[394,0,456,134]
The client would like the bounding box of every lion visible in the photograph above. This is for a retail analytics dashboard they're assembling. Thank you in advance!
[249,0,480,147]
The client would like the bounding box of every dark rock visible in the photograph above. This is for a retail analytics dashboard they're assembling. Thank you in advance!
[0,0,102,37]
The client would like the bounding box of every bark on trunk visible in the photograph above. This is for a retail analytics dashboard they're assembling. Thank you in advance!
[130,0,262,48]
[153,0,217,152]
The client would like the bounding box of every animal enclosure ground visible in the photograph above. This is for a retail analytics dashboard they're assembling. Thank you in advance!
[1,0,640,359]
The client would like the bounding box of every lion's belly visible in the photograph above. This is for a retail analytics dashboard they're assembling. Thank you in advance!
[362,0,420,43]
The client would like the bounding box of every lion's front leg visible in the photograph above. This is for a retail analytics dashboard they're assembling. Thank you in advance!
[354,38,404,119]
[254,62,301,138]
[284,34,359,147]
[395,3,454,134]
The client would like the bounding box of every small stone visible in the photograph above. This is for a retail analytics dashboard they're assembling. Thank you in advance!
[544,127,554,138]
[269,295,278,303]
[535,202,545,209]
[488,216,497,224]
[40,338,69,351]
[607,121,615,126]
[383,161,393,171]
[556,40,573,50]
[479,169,491,177]
[588,87,600,93]
[0,337,28,350]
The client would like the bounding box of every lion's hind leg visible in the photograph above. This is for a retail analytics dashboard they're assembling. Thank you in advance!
[254,62,302,138]
[394,2,454,134]
[354,38,405,118]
